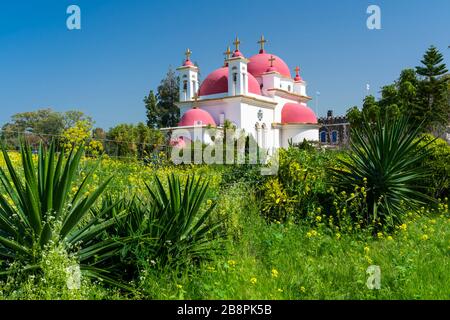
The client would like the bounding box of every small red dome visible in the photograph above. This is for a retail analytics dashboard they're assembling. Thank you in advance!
[179,109,216,127]
[232,50,243,57]
[248,53,291,78]
[198,67,262,96]
[183,59,194,67]
[281,103,317,124]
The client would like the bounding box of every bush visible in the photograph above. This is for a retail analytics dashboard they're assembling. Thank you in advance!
[0,141,129,288]
[415,134,450,199]
[100,174,222,276]
[260,147,332,223]
[330,116,432,231]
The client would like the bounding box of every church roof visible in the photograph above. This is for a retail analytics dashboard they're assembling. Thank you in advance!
[178,108,216,127]
[281,103,317,124]
[248,52,292,78]
[198,66,262,97]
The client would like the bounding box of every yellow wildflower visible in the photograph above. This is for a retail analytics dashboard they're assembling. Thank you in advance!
[271,269,279,278]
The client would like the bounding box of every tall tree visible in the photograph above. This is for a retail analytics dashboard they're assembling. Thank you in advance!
[144,90,159,128]
[414,46,449,129]
[362,95,380,122]
[157,68,180,128]
[144,68,180,128]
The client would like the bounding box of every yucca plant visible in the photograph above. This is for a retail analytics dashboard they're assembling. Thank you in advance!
[144,174,221,268]
[330,116,433,229]
[94,174,221,277]
[0,141,128,287]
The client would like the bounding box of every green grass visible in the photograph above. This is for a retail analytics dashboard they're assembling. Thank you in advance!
[136,184,450,300]
[0,154,449,300]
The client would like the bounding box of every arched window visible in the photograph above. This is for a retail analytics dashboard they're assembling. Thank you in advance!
[320,131,327,143]
[255,123,261,146]
[331,131,338,144]
[261,123,267,148]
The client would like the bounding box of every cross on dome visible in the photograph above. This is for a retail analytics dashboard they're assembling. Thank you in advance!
[183,48,194,66]
[258,35,268,53]
[185,48,192,61]
[294,66,303,81]
[224,46,232,60]
[192,93,199,108]
[268,55,276,67]
[233,36,241,51]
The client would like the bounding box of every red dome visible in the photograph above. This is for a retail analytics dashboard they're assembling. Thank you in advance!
[198,67,262,96]
[248,53,291,78]
[183,59,194,67]
[281,103,317,124]
[178,109,216,126]
[232,50,243,57]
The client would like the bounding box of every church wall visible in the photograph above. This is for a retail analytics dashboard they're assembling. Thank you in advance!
[240,103,275,150]
[200,100,242,128]
[280,126,319,148]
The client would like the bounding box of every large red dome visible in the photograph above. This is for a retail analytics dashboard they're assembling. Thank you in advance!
[281,103,317,124]
[178,109,216,126]
[198,67,262,96]
[248,52,291,78]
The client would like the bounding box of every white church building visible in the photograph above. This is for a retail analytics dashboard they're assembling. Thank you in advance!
[163,36,319,150]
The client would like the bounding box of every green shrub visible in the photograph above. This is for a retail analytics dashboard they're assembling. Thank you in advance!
[330,116,433,230]
[100,174,221,275]
[260,148,332,223]
[0,141,128,288]
[415,134,450,199]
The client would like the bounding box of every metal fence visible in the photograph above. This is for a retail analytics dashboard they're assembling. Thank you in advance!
[0,129,170,162]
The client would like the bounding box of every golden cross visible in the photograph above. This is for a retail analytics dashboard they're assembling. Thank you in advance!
[185,48,192,60]
[233,36,241,51]
[294,66,300,75]
[192,93,199,107]
[268,55,276,67]
[223,46,232,60]
[257,35,267,51]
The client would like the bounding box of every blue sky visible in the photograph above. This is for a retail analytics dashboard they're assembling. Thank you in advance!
[0,0,449,130]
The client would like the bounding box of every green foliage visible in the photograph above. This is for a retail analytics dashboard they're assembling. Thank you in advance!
[415,134,450,198]
[330,116,432,230]
[1,109,93,147]
[260,148,330,223]
[61,120,104,156]
[1,146,449,299]
[144,68,180,128]
[106,122,164,158]
[414,46,449,130]
[144,174,221,268]
[346,106,363,128]
[346,46,449,131]
[0,141,127,287]
[100,174,221,275]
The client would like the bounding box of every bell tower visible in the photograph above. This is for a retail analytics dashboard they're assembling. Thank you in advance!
[226,36,250,96]
[177,48,199,102]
